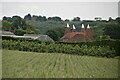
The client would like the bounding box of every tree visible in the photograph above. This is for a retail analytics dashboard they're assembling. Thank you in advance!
[3,16,7,21]
[65,19,70,21]
[12,16,21,21]
[99,35,110,40]
[36,16,47,21]
[14,29,26,36]
[3,16,12,22]
[115,17,120,24]
[95,17,102,21]
[12,18,26,30]
[72,17,81,21]
[46,29,60,41]
[103,23,120,39]
[91,26,103,40]
[48,16,62,21]
[2,20,12,31]
[42,16,47,21]
[54,27,65,38]
[24,14,32,20]
[108,17,114,22]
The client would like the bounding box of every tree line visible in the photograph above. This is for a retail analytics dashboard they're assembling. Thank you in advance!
[3,13,120,22]
[3,14,81,22]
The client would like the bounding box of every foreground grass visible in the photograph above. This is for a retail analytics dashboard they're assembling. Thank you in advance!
[2,49,118,78]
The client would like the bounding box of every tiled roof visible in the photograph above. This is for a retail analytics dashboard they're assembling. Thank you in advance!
[61,32,85,39]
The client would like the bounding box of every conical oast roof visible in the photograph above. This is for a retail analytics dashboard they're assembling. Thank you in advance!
[66,23,70,28]
[87,24,90,28]
[81,24,85,33]
[72,25,76,32]
[86,24,93,41]
[65,23,71,34]
[82,24,85,28]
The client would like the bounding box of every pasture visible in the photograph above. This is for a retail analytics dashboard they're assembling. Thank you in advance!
[2,50,118,78]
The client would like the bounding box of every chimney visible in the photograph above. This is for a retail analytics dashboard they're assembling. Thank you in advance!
[72,25,76,32]
[81,24,85,33]
[65,23,71,34]
[86,24,93,41]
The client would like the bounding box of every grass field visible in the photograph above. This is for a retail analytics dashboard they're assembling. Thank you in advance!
[2,49,118,78]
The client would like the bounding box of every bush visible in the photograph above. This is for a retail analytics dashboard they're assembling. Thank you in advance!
[2,40,116,58]
[14,29,26,36]
[2,35,120,56]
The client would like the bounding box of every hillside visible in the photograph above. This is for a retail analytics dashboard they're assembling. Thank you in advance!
[2,50,118,78]
[26,20,105,40]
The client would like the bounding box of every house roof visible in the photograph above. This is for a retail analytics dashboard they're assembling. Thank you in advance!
[61,32,85,39]
[37,35,53,41]
[1,32,54,41]
[12,36,37,39]
[23,34,54,41]
[0,30,15,36]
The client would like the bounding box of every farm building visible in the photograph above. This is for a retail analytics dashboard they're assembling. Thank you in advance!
[23,34,54,41]
[60,23,93,41]
[1,30,54,41]
[0,30,15,36]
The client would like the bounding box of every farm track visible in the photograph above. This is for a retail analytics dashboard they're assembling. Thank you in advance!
[2,50,118,78]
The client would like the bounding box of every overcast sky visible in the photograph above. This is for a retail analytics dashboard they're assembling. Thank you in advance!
[0,0,119,20]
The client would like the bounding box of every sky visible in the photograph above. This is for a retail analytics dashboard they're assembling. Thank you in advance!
[118,1,120,17]
[0,0,119,20]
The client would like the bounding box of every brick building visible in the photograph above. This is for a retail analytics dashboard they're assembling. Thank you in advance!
[60,23,93,41]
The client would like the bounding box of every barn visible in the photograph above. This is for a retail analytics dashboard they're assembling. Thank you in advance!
[60,23,93,41]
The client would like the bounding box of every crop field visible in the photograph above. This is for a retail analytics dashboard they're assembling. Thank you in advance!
[2,50,118,78]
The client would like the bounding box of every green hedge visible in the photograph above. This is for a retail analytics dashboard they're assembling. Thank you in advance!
[2,40,116,58]
[2,35,120,56]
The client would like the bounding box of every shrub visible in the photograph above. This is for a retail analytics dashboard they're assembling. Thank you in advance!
[14,29,26,36]
[2,35,120,56]
[2,40,116,58]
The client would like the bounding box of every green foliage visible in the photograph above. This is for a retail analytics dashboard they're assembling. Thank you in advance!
[94,17,102,21]
[3,16,12,22]
[14,29,26,36]
[99,35,110,40]
[115,17,120,24]
[65,19,70,21]
[108,17,114,22]
[46,27,65,41]
[24,14,32,20]
[2,20,12,31]
[13,29,39,36]
[12,18,26,30]
[103,23,120,39]
[26,31,35,34]
[26,20,67,34]
[91,26,103,40]
[12,16,22,21]
[72,17,81,21]
[2,38,117,58]
[46,29,60,41]
[3,49,118,78]
[2,15,120,41]
[48,16,62,21]
[36,16,47,21]
[2,35,120,56]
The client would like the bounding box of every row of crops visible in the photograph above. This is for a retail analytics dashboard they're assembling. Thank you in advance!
[2,50,118,78]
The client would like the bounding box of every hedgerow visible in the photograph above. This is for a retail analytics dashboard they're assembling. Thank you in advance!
[2,40,116,58]
[2,35,120,56]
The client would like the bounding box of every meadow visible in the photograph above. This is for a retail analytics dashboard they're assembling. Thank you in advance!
[2,49,118,78]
